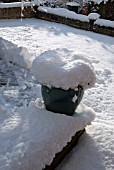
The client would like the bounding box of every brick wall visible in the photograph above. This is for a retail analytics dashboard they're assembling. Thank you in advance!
[0,6,34,19]
[0,6,114,37]
[93,24,114,37]
[34,11,90,31]
[34,10,114,37]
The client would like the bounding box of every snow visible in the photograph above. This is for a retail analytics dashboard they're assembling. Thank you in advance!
[38,6,89,22]
[88,13,100,20]
[0,18,114,170]
[0,2,31,8]
[72,94,77,103]
[87,12,114,29]
[0,100,95,170]
[32,48,96,90]
[38,6,114,28]
[0,2,113,28]
[95,18,114,28]
[0,37,32,69]
[66,2,80,6]
[92,0,108,4]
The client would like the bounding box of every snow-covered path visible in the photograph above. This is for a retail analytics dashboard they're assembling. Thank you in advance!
[0,18,114,170]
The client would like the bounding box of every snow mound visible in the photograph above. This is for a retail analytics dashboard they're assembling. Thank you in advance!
[66,2,80,6]
[32,48,96,90]
[88,13,100,20]
[0,101,95,170]
[0,37,32,69]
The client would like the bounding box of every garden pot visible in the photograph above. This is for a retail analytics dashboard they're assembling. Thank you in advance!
[41,85,84,116]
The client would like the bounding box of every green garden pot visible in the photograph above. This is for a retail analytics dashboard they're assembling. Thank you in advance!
[41,85,84,116]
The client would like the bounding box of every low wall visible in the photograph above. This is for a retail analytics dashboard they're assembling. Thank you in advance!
[34,11,114,37]
[0,6,114,37]
[0,6,34,19]
[34,11,90,31]
[93,24,114,37]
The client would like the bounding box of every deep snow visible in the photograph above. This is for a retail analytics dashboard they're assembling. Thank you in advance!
[0,18,114,170]
[0,98,95,170]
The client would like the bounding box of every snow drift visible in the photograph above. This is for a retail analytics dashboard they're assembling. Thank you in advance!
[0,37,32,69]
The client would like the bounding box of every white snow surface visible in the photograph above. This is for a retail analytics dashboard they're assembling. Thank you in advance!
[32,49,96,90]
[95,18,114,28]
[0,18,114,170]
[0,2,31,8]
[66,2,80,6]
[38,6,89,22]
[0,37,32,69]
[88,13,100,20]
[0,100,95,170]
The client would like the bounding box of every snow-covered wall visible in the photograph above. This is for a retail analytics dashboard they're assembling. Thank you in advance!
[95,18,114,29]
[38,6,89,22]
[35,9,114,36]
[0,3,114,36]
[0,4,34,19]
[0,2,31,8]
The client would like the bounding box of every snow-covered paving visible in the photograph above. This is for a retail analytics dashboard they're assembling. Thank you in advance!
[0,18,114,170]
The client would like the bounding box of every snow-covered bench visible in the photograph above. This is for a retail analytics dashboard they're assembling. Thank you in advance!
[0,101,95,170]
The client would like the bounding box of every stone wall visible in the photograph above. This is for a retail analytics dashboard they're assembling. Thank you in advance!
[0,6,114,37]
[34,10,114,37]
[93,24,114,37]
[0,6,34,19]
[34,11,89,31]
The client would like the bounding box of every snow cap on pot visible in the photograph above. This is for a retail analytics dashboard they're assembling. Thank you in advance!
[32,48,96,90]
[32,48,96,115]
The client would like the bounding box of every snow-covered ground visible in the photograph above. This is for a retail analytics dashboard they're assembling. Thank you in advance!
[0,18,114,170]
